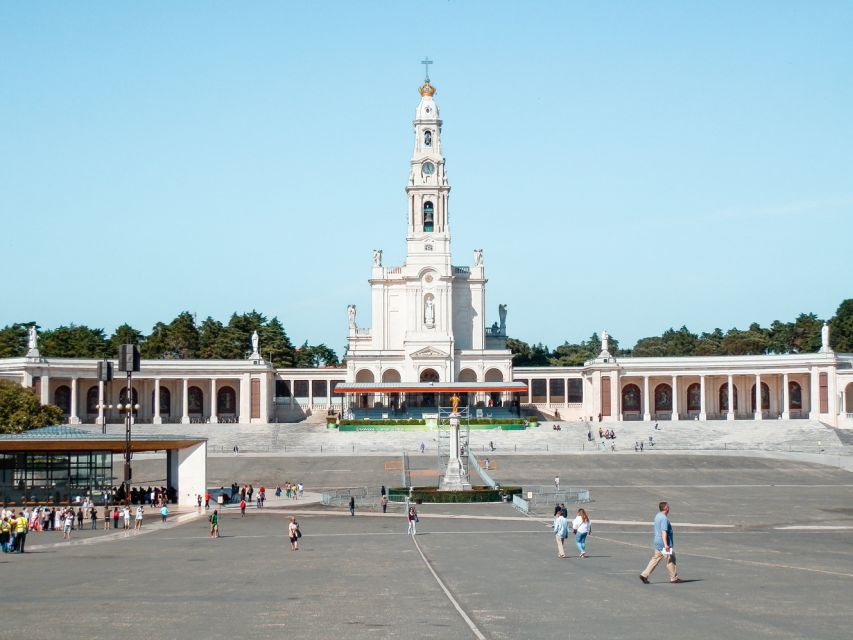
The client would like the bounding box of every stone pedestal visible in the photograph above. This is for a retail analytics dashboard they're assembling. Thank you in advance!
[439,414,471,491]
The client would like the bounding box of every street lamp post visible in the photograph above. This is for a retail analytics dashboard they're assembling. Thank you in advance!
[118,345,141,495]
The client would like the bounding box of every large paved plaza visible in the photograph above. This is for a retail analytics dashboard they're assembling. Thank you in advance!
[4,453,853,639]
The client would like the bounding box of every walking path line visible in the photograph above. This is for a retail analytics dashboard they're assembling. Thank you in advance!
[411,532,487,640]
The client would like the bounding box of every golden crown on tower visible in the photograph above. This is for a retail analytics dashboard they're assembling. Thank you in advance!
[419,81,436,97]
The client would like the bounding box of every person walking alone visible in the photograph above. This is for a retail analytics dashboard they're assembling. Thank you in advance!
[572,508,592,558]
[240,498,247,517]
[288,516,300,551]
[407,505,418,535]
[639,501,682,584]
[349,495,356,516]
[553,508,569,558]
[381,495,389,514]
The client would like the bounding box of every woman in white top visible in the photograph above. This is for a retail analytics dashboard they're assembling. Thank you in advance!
[122,507,131,530]
[288,516,300,551]
[572,508,592,558]
[134,505,144,530]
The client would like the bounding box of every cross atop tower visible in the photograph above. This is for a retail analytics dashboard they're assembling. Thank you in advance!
[421,56,433,82]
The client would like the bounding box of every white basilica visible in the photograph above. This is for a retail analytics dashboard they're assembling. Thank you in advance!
[1,75,852,428]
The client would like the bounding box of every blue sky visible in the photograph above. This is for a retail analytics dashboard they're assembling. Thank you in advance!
[1,2,851,355]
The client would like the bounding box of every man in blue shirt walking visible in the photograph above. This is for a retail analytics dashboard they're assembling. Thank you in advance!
[639,501,683,584]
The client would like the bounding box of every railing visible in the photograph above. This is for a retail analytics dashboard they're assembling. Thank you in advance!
[485,325,506,337]
[386,266,403,276]
[468,451,497,489]
[452,265,470,275]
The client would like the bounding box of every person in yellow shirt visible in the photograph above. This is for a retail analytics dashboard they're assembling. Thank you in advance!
[14,512,28,553]
[0,517,11,552]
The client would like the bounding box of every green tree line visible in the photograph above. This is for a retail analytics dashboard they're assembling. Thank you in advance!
[508,299,853,366]
[0,311,339,369]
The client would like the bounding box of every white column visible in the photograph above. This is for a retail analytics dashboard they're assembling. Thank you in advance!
[210,378,218,424]
[827,367,838,425]
[153,379,162,424]
[699,375,707,421]
[239,373,251,423]
[782,373,790,420]
[726,375,735,420]
[181,378,190,424]
[808,368,819,419]
[69,377,80,424]
[643,375,651,421]
[259,373,269,423]
[308,378,314,409]
[610,372,619,420]
[546,378,551,405]
[40,374,50,404]
[671,375,679,421]
[98,380,105,425]
[754,373,762,419]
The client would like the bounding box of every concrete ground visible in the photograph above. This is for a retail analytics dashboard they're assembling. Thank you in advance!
[4,454,853,639]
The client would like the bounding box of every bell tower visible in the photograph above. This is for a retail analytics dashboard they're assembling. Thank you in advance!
[406,60,451,268]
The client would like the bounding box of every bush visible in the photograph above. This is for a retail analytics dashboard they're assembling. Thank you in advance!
[387,486,522,503]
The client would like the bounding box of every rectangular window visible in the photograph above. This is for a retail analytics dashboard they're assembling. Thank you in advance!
[330,380,345,404]
[549,379,565,402]
[568,379,583,403]
[275,380,291,398]
[312,380,327,400]
[531,379,547,403]
[293,380,309,399]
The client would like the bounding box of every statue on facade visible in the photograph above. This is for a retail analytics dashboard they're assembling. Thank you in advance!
[372,249,382,267]
[28,325,38,351]
[473,249,483,267]
[498,304,507,333]
[820,321,832,352]
[601,329,610,354]
[424,298,435,326]
[347,304,357,330]
[249,330,261,361]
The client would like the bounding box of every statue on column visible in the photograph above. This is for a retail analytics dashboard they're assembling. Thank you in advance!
[372,249,383,267]
[601,329,610,355]
[498,304,507,334]
[347,304,357,330]
[820,321,832,352]
[249,330,260,360]
[26,325,40,358]
[473,249,483,267]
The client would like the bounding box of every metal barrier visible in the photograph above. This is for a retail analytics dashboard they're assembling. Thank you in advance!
[512,494,529,514]
[468,451,497,488]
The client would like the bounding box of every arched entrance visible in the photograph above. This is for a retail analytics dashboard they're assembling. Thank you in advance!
[622,384,641,414]
[686,383,701,412]
[654,383,673,414]
[188,386,204,418]
[355,369,375,408]
[789,381,803,411]
[719,384,738,412]
[382,369,402,411]
[458,368,477,408]
[419,368,440,407]
[750,382,770,414]
[86,386,99,416]
[217,386,237,417]
[846,382,853,415]
[484,368,504,406]
[54,385,71,415]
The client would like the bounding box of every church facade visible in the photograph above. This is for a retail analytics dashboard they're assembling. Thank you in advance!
[1,76,852,427]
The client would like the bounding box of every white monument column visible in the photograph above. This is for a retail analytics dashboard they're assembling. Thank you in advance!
[699,375,707,421]
[210,379,218,424]
[97,380,105,425]
[726,375,735,421]
[782,373,790,420]
[671,375,679,421]
[809,368,819,419]
[40,374,50,404]
[643,375,651,421]
[153,379,162,424]
[181,378,190,424]
[70,377,79,424]
[754,374,762,419]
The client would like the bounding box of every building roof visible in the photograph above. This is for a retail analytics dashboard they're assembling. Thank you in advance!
[334,382,527,393]
[0,425,206,453]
